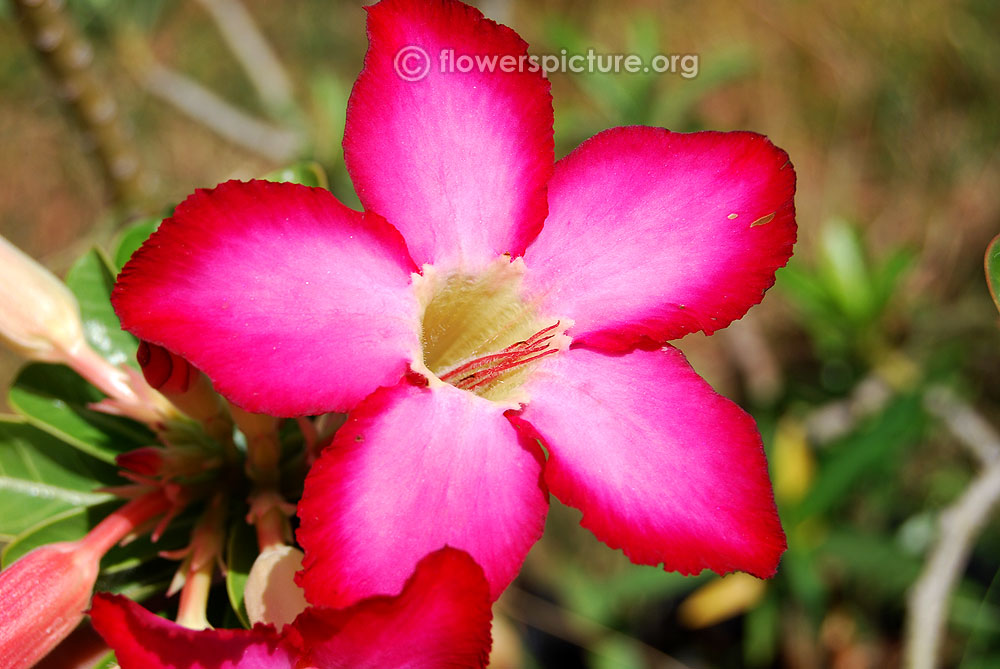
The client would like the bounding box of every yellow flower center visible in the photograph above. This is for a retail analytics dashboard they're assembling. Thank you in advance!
[412,258,570,404]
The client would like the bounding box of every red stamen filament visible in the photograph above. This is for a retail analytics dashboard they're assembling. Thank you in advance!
[439,322,561,393]
[459,348,559,392]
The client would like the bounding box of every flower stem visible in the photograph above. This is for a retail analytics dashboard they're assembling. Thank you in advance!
[65,345,139,405]
[254,504,289,552]
[229,403,280,486]
[79,489,171,559]
[175,561,214,630]
[62,343,169,425]
[174,494,227,630]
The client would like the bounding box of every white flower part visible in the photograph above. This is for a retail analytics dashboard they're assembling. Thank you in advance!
[244,544,309,629]
[0,234,85,361]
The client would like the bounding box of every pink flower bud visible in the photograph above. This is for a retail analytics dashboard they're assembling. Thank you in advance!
[0,234,86,362]
[0,540,102,669]
[0,235,161,421]
[0,491,169,668]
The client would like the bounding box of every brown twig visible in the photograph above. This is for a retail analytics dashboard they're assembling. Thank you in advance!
[192,0,294,115]
[905,386,1000,669]
[805,374,893,445]
[12,0,151,211]
[116,32,300,163]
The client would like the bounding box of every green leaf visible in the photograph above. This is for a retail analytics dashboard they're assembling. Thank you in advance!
[587,637,645,669]
[872,247,914,311]
[91,652,119,669]
[308,74,350,167]
[961,566,1000,667]
[113,218,161,271]
[65,247,138,367]
[1,502,116,567]
[778,262,839,321]
[2,500,189,602]
[791,394,925,522]
[263,161,328,189]
[743,592,780,666]
[8,363,155,464]
[0,417,118,541]
[782,545,827,621]
[821,529,921,598]
[226,518,257,628]
[95,553,179,601]
[818,219,874,324]
[986,233,1000,315]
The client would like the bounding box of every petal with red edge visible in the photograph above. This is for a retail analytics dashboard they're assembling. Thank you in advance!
[113,180,420,416]
[89,593,295,669]
[289,548,491,669]
[522,127,796,350]
[297,380,548,606]
[514,346,786,578]
[344,0,553,270]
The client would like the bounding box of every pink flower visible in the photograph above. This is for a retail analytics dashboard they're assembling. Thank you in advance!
[113,0,794,607]
[89,548,492,668]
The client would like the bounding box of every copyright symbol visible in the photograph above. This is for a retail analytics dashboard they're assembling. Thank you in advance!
[394,46,431,82]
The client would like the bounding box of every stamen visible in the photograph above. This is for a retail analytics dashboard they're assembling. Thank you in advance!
[436,321,562,395]
[438,321,561,383]
[438,340,550,382]
[457,348,559,392]
[415,261,567,402]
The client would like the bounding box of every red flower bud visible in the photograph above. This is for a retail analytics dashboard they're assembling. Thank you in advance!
[137,341,194,393]
[0,491,169,668]
[0,540,102,669]
[116,445,165,477]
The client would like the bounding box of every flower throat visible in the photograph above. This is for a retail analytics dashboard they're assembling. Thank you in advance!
[414,259,569,403]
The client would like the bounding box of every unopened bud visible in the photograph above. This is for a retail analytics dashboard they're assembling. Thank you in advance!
[116,445,164,477]
[244,545,309,629]
[0,491,167,667]
[0,236,161,419]
[117,444,221,480]
[137,341,233,444]
[0,234,85,362]
[137,340,195,394]
[0,540,102,668]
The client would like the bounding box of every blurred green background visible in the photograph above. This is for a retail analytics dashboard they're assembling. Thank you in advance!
[1,0,999,667]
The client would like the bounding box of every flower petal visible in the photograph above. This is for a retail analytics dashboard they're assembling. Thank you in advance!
[89,593,295,669]
[344,0,553,269]
[112,180,420,416]
[290,548,492,669]
[297,380,548,606]
[514,346,786,578]
[522,127,796,350]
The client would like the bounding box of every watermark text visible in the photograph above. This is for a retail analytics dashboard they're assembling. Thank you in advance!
[393,46,699,82]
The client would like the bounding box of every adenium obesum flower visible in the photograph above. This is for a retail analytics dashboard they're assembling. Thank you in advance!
[112,0,794,607]
[89,547,492,668]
